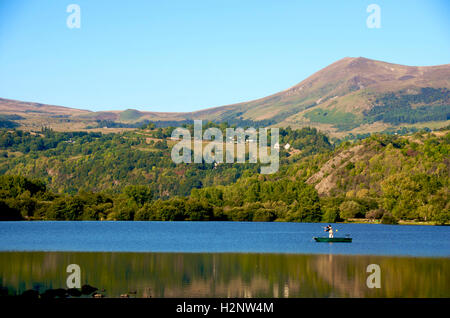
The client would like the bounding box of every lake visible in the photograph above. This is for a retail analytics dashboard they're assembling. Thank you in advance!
[0,221,449,297]
[1,221,450,256]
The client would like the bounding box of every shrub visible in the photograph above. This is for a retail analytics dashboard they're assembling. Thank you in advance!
[381,212,398,225]
[366,208,385,220]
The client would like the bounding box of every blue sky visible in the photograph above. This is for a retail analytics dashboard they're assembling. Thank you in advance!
[0,0,449,112]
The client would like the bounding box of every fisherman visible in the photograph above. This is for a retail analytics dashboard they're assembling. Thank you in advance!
[324,225,334,238]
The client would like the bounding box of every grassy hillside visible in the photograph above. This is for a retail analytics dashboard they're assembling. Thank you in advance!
[191,57,450,133]
[118,109,144,121]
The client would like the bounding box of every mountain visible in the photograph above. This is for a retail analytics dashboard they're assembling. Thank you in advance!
[191,57,450,134]
[1,57,449,135]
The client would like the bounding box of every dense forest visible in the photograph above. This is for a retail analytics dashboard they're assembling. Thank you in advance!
[365,87,450,125]
[304,87,450,131]
[0,123,448,224]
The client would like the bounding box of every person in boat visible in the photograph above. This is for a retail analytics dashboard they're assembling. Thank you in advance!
[324,225,334,238]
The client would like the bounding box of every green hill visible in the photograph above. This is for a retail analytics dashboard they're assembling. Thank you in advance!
[0,125,448,224]
[119,109,143,121]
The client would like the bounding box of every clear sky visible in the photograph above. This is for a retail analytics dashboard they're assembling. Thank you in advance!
[0,0,449,112]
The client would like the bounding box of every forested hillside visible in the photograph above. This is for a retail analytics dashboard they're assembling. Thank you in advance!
[0,125,331,196]
[0,125,448,224]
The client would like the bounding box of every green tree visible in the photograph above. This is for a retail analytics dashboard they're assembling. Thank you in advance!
[47,196,85,220]
[0,199,22,220]
[339,200,364,220]
[381,212,398,225]
[124,185,153,207]
[185,198,213,221]
[286,185,322,222]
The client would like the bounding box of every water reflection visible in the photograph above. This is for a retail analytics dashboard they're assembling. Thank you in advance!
[0,252,448,298]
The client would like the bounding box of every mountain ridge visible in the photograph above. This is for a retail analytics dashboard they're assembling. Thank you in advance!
[1,57,449,135]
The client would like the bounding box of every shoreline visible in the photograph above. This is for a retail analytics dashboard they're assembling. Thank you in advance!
[342,218,446,226]
[1,250,449,259]
[14,218,449,226]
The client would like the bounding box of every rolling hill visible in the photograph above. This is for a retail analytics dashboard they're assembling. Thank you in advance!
[1,57,449,136]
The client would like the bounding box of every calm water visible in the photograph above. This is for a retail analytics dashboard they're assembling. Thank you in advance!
[0,222,449,298]
[0,221,449,256]
[0,252,449,297]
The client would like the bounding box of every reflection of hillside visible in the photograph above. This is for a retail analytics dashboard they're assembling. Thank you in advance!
[0,252,448,298]
[313,254,450,298]
[313,254,365,297]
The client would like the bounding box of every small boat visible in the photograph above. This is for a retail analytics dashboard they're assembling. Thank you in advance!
[314,237,352,243]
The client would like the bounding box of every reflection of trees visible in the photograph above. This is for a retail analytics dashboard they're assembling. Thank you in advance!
[313,254,450,298]
[314,254,367,297]
[0,252,448,298]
